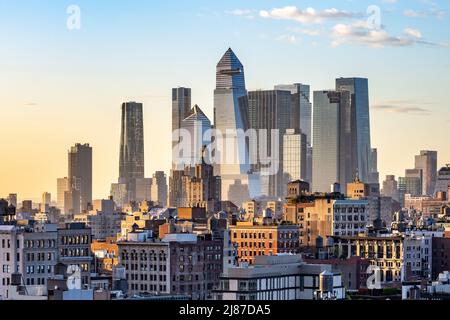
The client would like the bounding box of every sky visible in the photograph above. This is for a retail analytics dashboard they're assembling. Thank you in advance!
[0,0,449,202]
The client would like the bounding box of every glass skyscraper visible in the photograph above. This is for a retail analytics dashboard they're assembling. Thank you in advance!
[247,89,291,197]
[312,90,357,192]
[119,102,145,202]
[336,78,372,184]
[213,48,259,205]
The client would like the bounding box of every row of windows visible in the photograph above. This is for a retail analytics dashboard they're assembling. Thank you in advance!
[26,252,55,262]
[25,239,56,249]
[60,235,90,246]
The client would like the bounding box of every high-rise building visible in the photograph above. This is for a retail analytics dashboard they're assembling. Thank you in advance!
[415,150,438,196]
[119,102,145,203]
[135,178,152,202]
[247,90,291,197]
[283,129,307,187]
[405,169,423,196]
[179,105,212,168]
[274,84,312,145]
[213,48,258,205]
[7,194,17,208]
[41,192,51,213]
[336,78,372,184]
[275,84,313,185]
[168,169,185,208]
[312,90,357,192]
[382,175,399,202]
[151,171,168,207]
[369,148,380,184]
[172,87,192,169]
[56,178,69,211]
[68,143,93,212]
[110,183,128,209]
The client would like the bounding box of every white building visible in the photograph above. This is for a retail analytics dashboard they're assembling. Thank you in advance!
[213,255,345,300]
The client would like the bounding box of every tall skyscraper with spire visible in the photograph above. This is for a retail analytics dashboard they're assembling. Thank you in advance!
[213,48,258,206]
[118,102,145,202]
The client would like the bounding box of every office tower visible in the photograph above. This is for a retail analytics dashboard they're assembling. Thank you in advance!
[119,102,145,203]
[135,178,152,202]
[275,84,313,186]
[7,194,17,208]
[369,148,380,184]
[21,200,33,213]
[274,84,312,144]
[213,48,257,204]
[336,78,371,184]
[415,150,438,196]
[435,164,450,195]
[398,177,407,206]
[405,169,423,196]
[382,175,399,202]
[168,170,185,208]
[110,183,128,208]
[151,171,168,207]
[41,192,51,213]
[312,90,357,192]
[57,178,69,211]
[247,90,291,197]
[172,87,192,169]
[68,143,93,212]
[179,105,212,168]
[283,129,307,186]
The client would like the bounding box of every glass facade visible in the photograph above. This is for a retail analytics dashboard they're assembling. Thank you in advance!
[119,102,145,202]
[336,78,372,184]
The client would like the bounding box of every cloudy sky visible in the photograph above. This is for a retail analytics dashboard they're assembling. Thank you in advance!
[1,0,449,201]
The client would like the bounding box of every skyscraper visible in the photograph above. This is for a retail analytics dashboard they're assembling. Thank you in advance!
[172,87,192,168]
[405,169,423,196]
[274,84,312,145]
[283,129,307,186]
[57,178,69,211]
[336,78,372,184]
[274,84,313,185]
[247,90,291,197]
[312,90,357,192]
[369,148,380,184]
[179,105,212,168]
[382,175,399,202]
[68,143,92,212]
[119,102,145,203]
[135,178,153,202]
[213,48,258,205]
[415,150,438,196]
[151,171,168,207]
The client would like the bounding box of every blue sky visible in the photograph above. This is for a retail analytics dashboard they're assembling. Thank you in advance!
[1,0,449,200]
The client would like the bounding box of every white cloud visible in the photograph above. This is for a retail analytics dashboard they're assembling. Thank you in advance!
[259,6,361,24]
[286,26,322,36]
[404,28,422,38]
[331,21,416,48]
[229,9,253,16]
[382,0,398,3]
[404,9,446,19]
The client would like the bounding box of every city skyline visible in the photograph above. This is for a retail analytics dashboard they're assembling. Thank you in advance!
[1,1,450,200]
